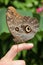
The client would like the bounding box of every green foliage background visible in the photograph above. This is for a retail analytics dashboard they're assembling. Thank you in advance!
[0,0,43,65]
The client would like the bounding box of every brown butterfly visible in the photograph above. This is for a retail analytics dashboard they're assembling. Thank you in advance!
[6,6,39,43]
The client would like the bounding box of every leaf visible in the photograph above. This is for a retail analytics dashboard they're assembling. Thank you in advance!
[30,36,38,53]
[22,50,27,58]
[0,7,9,35]
[17,9,33,16]
[0,0,4,3]
[0,33,10,40]
[4,0,10,5]
[39,16,43,31]
[36,31,43,41]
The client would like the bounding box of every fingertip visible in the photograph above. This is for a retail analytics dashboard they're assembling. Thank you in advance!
[27,43,34,48]
[21,60,26,65]
[13,60,26,65]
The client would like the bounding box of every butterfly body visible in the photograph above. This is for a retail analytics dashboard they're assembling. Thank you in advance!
[6,6,39,43]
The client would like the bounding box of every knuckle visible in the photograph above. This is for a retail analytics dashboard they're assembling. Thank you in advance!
[11,45,17,50]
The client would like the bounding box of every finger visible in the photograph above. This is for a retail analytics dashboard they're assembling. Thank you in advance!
[12,60,25,65]
[17,43,33,52]
[4,43,33,60]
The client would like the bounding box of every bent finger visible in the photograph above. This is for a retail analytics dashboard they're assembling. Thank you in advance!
[3,43,33,60]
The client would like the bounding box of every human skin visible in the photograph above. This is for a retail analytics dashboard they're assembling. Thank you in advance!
[0,43,33,65]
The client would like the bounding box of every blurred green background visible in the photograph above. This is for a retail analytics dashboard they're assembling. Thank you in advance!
[0,0,43,65]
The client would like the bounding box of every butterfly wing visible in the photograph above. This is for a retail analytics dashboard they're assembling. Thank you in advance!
[6,6,39,43]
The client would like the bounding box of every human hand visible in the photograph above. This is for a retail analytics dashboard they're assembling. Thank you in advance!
[0,43,33,65]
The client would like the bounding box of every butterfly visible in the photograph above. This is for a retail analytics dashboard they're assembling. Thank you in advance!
[6,6,39,43]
